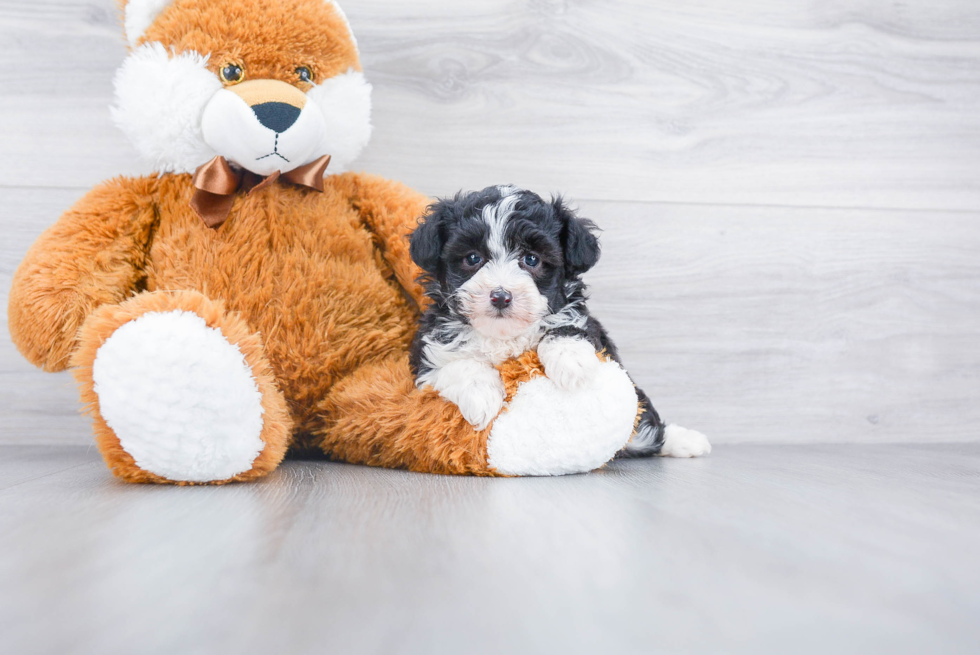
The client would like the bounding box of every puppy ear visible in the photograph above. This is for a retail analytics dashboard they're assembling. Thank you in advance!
[553,196,601,276]
[410,197,455,274]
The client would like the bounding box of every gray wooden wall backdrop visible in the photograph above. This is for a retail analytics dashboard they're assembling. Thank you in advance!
[1,0,978,446]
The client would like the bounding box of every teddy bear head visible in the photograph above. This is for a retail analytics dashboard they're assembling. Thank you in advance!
[112,0,371,177]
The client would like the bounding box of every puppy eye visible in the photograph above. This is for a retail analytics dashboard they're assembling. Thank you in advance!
[523,253,540,268]
[220,63,245,84]
[464,253,483,267]
[296,66,314,84]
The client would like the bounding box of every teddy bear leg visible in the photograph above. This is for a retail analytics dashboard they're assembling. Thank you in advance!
[314,352,638,477]
[484,353,639,476]
[71,291,292,484]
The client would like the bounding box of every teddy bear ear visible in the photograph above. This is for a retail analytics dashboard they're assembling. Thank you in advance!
[325,1,359,52]
[121,0,175,47]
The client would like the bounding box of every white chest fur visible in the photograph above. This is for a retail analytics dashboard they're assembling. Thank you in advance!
[421,321,546,375]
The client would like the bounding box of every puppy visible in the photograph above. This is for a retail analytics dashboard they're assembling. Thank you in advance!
[409,184,683,457]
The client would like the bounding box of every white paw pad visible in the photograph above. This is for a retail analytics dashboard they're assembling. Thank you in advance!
[92,310,266,482]
[426,358,506,430]
[659,424,712,458]
[449,380,506,431]
[487,360,637,476]
[538,337,601,391]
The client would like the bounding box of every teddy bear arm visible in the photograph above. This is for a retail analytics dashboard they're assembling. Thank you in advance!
[339,173,432,310]
[8,178,158,372]
[314,353,498,476]
[312,350,640,477]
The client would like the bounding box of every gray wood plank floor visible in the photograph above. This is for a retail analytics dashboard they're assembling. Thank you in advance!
[1,443,978,655]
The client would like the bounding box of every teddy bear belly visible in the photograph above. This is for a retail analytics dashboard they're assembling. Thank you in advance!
[146,252,418,428]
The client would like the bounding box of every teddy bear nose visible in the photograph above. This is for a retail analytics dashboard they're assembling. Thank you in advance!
[490,288,513,309]
[251,102,301,133]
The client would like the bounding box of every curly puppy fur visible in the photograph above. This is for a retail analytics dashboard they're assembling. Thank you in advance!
[408,185,666,456]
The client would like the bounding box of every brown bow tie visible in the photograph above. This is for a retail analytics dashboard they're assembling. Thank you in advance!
[190,154,332,229]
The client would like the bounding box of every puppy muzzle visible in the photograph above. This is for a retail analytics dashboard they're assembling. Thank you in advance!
[201,79,328,177]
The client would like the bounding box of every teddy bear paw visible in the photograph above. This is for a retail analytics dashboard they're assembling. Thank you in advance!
[91,310,267,482]
[487,359,637,476]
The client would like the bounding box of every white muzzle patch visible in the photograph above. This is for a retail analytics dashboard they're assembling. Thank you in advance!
[201,89,327,177]
[458,259,550,340]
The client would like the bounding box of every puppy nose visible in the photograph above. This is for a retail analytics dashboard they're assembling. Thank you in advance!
[251,102,301,133]
[490,289,513,309]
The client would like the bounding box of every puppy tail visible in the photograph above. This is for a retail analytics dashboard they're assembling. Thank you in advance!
[617,391,712,459]
[619,419,665,458]
[617,391,665,458]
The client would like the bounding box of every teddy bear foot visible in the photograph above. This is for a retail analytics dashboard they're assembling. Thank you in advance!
[92,310,265,482]
[486,358,638,476]
[72,291,292,484]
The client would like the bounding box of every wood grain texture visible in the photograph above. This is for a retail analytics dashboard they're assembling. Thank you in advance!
[1,443,979,654]
[0,189,91,445]
[2,4,978,652]
[582,200,980,444]
[0,0,978,209]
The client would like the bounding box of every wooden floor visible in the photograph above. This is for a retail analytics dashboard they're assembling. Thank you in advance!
[1,443,978,654]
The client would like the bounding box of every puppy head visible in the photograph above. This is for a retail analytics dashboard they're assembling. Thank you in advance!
[411,185,601,340]
[112,0,371,176]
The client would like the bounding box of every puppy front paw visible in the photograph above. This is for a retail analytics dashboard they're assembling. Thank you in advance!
[450,383,506,430]
[538,337,600,391]
[428,359,506,430]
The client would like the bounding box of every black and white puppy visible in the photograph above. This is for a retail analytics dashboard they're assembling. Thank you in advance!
[409,184,684,457]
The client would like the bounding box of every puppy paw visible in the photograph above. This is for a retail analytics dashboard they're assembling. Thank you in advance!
[428,359,506,430]
[452,383,506,430]
[538,337,600,391]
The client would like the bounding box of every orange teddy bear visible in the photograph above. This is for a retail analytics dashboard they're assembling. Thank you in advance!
[7,0,653,484]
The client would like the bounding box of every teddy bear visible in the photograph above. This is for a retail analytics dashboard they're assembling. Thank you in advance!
[7,0,689,485]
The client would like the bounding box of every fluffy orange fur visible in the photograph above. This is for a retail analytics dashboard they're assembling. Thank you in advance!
[7,0,552,483]
[137,0,360,85]
[9,168,530,483]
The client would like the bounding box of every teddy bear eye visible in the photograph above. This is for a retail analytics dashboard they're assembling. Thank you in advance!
[296,66,314,83]
[220,63,244,84]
